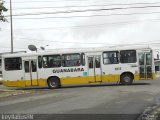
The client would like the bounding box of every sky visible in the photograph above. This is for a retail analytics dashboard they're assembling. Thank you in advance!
[1,0,160,52]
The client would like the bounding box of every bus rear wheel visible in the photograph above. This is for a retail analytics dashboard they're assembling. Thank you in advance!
[120,74,133,85]
[47,77,60,89]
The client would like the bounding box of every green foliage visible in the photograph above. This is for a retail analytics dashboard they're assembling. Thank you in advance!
[0,1,8,22]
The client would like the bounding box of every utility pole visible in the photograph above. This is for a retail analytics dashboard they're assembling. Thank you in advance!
[9,0,13,53]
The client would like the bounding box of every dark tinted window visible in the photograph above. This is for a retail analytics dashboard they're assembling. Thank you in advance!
[38,56,42,68]
[43,55,61,68]
[95,56,101,68]
[88,57,93,68]
[103,51,119,64]
[0,59,1,66]
[31,60,37,72]
[24,61,29,73]
[120,50,136,63]
[62,53,81,67]
[155,66,159,71]
[138,53,144,65]
[5,57,22,71]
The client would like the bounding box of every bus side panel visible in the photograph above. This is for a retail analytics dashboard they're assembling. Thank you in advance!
[134,73,140,80]
[25,80,31,86]
[3,80,25,87]
[2,70,25,87]
[101,63,139,82]
[60,67,88,85]
[152,73,156,80]
[37,67,89,86]
[37,68,52,86]
[102,74,120,83]
[37,78,48,86]
[61,76,88,85]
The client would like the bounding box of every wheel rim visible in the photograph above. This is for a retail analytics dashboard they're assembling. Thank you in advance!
[124,76,130,83]
[50,81,57,88]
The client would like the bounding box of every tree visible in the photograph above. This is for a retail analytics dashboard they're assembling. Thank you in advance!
[0,0,7,22]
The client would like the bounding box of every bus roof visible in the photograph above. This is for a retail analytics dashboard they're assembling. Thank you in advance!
[1,45,152,58]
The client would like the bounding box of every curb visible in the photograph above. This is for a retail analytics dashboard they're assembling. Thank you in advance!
[137,105,160,120]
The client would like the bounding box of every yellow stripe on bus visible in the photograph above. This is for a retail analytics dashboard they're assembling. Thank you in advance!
[2,73,156,87]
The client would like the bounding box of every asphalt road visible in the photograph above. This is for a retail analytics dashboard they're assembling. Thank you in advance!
[0,79,160,120]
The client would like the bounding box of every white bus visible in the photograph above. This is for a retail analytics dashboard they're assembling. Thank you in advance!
[1,46,156,89]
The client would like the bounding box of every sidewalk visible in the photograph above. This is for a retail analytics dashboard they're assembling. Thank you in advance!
[137,105,160,120]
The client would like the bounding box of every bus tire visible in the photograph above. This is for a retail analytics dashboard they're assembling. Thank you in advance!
[120,73,133,85]
[47,77,60,89]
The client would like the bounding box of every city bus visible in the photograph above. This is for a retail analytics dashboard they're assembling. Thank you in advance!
[1,46,156,89]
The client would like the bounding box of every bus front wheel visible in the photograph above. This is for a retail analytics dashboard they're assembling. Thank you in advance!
[47,77,60,89]
[120,74,133,85]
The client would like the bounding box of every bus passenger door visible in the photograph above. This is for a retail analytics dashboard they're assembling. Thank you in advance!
[88,56,102,82]
[145,53,152,79]
[24,60,38,86]
[139,52,152,79]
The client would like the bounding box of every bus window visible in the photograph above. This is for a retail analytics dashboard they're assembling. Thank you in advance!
[95,56,100,68]
[120,50,136,63]
[0,59,1,67]
[38,56,42,68]
[138,53,144,65]
[103,51,119,64]
[43,57,48,68]
[62,53,81,67]
[43,55,61,68]
[24,61,29,73]
[81,53,85,66]
[88,57,93,68]
[5,57,22,71]
[146,53,152,65]
[155,66,159,71]
[31,60,37,72]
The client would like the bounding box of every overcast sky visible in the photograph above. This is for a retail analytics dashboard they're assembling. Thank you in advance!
[1,0,160,52]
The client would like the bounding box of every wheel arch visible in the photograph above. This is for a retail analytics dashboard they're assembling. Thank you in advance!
[47,76,61,84]
[120,72,134,81]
